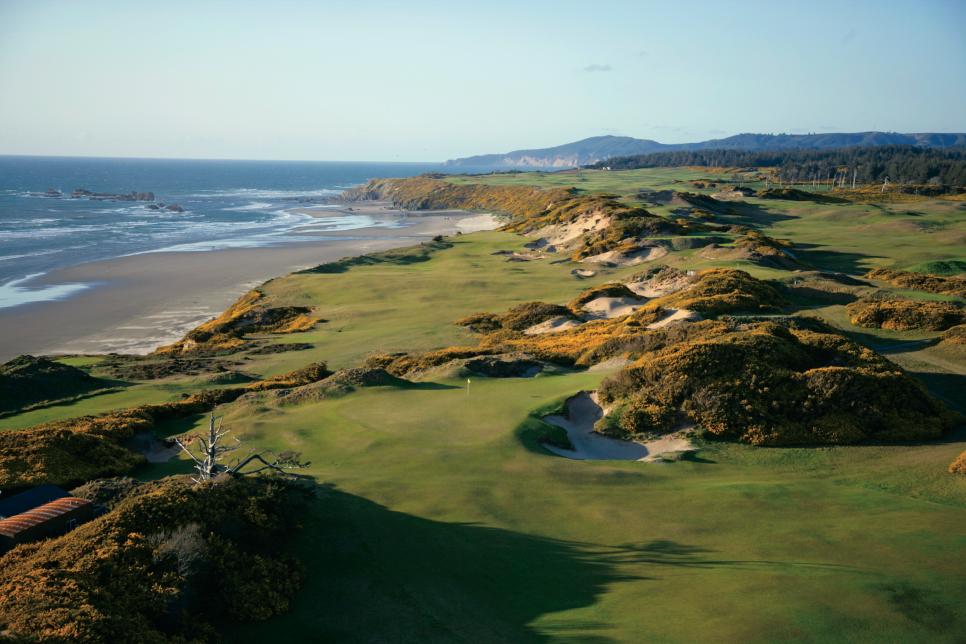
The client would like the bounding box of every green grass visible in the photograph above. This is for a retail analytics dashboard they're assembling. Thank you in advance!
[5,168,966,642]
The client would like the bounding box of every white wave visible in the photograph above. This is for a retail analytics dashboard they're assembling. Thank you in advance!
[223,201,274,212]
[185,187,342,199]
[0,273,93,309]
[0,249,61,262]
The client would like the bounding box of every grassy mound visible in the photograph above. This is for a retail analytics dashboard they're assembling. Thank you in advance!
[571,211,684,260]
[157,290,315,355]
[270,367,407,405]
[596,318,956,445]
[0,365,331,488]
[865,268,966,298]
[0,355,110,415]
[847,299,966,331]
[940,324,966,345]
[757,187,844,203]
[302,238,453,274]
[905,259,966,276]
[649,268,786,315]
[457,301,577,333]
[0,475,310,642]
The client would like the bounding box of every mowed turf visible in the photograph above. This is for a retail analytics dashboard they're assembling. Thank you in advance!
[123,228,964,642]
[5,170,965,641]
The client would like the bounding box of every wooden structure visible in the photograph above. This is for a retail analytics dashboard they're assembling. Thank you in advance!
[0,486,94,552]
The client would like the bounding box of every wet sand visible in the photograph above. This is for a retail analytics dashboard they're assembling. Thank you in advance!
[0,204,498,360]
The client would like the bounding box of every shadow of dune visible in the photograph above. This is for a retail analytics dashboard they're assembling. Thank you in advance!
[790,243,879,275]
[231,485,758,643]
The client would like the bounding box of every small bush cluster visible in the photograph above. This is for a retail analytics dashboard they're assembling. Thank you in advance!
[940,324,966,345]
[847,298,965,331]
[457,301,576,333]
[865,268,966,298]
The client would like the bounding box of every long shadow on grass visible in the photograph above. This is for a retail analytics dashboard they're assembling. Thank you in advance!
[239,485,870,643]
[790,243,879,275]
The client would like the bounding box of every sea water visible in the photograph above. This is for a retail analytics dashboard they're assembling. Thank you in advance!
[0,156,491,308]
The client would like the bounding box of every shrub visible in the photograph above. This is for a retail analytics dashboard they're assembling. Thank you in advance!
[847,299,965,331]
[0,475,312,642]
[595,318,956,445]
[866,268,966,298]
[950,451,966,475]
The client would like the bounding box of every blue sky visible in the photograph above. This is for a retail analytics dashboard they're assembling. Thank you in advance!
[1,0,964,161]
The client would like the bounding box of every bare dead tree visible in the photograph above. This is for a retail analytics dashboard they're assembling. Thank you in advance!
[175,414,309,483]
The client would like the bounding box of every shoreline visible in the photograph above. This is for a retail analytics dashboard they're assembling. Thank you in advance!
[0,203,498,361]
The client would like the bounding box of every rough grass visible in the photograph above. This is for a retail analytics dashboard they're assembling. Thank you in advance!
[0,355,112,415]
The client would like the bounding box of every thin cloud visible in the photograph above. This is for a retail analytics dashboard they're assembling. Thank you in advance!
[583,64,612,73]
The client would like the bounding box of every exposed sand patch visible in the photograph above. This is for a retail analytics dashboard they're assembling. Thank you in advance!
[626,271,695,298]
[456,213,500,233]
[524,316,583,335]
[527,210,612,252]
[588,357,631,372]
[581,296,646,319]
[580,245,669,266]
[646,308,702,329]
[542,392,694,461]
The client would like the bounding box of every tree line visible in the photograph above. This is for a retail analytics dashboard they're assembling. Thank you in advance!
[590,145,966,187]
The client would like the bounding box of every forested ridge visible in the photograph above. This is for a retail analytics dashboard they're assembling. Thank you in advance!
[592,145,966,186]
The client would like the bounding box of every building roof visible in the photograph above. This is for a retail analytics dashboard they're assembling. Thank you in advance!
[0,496,92,539]
[0,484,69,519]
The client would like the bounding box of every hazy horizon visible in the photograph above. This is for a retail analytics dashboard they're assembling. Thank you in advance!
[2,0,965,161]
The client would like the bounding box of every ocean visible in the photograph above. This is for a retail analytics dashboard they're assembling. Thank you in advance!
[0,156,490,309]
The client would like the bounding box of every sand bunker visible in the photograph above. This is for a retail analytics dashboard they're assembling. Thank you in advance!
[524,316,583,335]
[581,296,646,319]
[542,392,693,461]
[572,269,596,278]
[492,250,544,262]
[580,245,668,266]
[127,431,180,463]
[646,308,702,329]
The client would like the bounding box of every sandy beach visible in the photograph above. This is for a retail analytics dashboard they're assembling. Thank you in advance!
[0,203,497,361]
